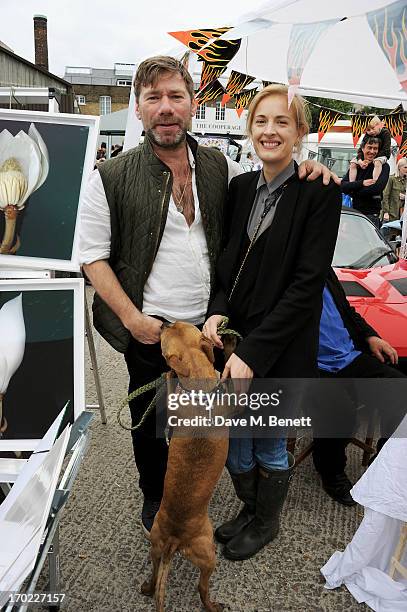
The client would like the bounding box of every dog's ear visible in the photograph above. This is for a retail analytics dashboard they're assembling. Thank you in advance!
[166,354,190,377]
[200,336,215,363]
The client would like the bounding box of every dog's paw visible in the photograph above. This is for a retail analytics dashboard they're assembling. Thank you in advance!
[140,580,154,597]
[205,602,226,612]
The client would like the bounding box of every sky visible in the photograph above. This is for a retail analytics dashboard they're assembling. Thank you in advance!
[1,0,268,78]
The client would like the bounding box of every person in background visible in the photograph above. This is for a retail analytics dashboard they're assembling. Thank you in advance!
[313,267,405,507]
[381,157,407,222]
[349,116,391,184]
[341,137,389,228]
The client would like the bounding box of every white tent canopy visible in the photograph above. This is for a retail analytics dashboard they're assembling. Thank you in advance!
[198,0,406,108]
[125,0,406,149]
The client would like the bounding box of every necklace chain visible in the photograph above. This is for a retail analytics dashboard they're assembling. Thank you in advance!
[173,165,191,213]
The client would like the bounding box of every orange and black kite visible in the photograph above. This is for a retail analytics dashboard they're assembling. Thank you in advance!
[168,27,230,53]
[197,38,242,90]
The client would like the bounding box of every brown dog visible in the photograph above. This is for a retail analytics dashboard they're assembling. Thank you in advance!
[141,321,228,612]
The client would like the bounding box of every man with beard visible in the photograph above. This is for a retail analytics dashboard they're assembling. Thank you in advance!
[79,56,333,535]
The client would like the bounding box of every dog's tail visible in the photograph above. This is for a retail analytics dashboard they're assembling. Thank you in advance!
[155,540,178,610]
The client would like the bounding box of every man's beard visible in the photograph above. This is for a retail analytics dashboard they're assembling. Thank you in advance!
[146,125,187,149]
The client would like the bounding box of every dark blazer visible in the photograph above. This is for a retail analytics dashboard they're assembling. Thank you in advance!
[208,167,342,377]
[326,267,379,351]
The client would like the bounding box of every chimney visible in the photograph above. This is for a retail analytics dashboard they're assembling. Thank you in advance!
[33,15,48,71]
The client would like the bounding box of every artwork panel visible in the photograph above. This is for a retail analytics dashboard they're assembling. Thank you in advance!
[0,278,84,451]
[0,110,98,271]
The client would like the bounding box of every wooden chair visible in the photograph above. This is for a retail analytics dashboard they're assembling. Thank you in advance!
[389,523,407,580]
[287,420,376,468]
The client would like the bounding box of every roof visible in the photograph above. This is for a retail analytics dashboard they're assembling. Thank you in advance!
[0,43,72,89]
[0,40,13,52]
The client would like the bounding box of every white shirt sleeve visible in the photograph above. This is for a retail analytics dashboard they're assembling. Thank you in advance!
[79,169,111,264]
[226,157,244,183]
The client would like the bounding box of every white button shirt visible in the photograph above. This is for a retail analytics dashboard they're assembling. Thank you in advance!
[79,147,242,324]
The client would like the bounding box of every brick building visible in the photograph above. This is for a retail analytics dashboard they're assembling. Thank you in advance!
[64,64,135,116]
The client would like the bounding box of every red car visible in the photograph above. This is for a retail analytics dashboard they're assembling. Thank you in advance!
[333,208,407,372]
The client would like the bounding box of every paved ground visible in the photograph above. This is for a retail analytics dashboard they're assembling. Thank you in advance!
[37,291,370,612]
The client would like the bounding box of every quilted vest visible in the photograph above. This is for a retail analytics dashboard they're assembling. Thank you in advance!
[93,134,229,353]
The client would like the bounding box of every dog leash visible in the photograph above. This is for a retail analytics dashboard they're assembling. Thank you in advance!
[117,318,242,432]
[117,372,167,431]
[216,316,243,341]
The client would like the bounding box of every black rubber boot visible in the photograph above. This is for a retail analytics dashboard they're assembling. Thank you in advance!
[224,453,294,561]
[215,466,258,544]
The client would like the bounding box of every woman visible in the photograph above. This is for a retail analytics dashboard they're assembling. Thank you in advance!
[381,157,407,222]
[203,85,341,561]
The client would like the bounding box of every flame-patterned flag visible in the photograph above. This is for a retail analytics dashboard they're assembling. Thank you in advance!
[234,88,258,118]
[367,0,407,93]
[318,109,342,143]
[199,64,228,90]
[287,20,340,106]
[382,104,407,146]
[197,38,241,89]
[397,135,407,161]
[400,201,407,266]
[351,115,371,147]
[195,79,225,105]
[168,27,230,53]
[222,71,256,106]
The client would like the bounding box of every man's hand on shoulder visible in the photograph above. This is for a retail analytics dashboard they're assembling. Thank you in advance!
[367,336,398,365]
[125,312,163,344]
[298,160,341,186]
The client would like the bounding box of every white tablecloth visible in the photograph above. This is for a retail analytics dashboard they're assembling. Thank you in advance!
[321,418,407,611]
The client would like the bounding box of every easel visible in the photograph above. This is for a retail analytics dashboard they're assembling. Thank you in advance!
[2,410,94,612]
[0,268,107,424]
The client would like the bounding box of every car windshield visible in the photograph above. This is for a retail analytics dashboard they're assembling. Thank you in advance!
[319,147,357,178]
[333,212,398,269]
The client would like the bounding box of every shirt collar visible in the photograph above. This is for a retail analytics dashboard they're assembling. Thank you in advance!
[187,145,196,169]
[256,159,295,193]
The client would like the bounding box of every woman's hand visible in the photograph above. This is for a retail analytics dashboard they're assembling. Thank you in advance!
[222,353,253,395]
[202,315,224,349]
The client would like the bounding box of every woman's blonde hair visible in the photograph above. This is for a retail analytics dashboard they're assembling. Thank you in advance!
[396,157,407,177]
[246,84,310,151]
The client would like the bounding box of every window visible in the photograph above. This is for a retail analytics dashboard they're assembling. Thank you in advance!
[117,80,132,86]
[99,96,111,115]
[215,101,225,121]
[66,66,91,75]
[195,103,206,120]
[114,63,136,75]
[319,147,357,178]
[76,95,86,105]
